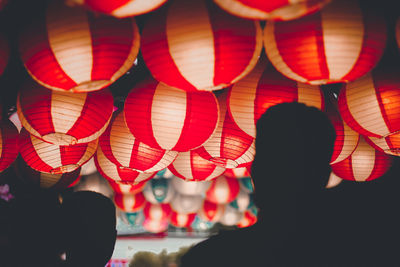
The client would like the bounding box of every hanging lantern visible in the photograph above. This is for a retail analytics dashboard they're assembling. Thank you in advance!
[238,177,255,194]
[143,202,172,222]
[0,31,9,77]
[326,172,343,189]
[170,193,203,214]
[168,150,225,181]
[18,128,97,174]
[195,91,255,169]
[108,179,146,194]
[198,200,225,222]
[143,178,175,204]
[170,211,196,228]
[205,175,240,204]
[124,77,219,151]
[80,157,97,176]
[228,60,324,138]
[73,172,113,198]
[94,145,156,184]
[331,136,393,182]
[224,167,251,179]
[365,134,400,157]
[170,176,211,196]
[17,81,113,145]
[114,192,146,212]
[191,215,215,231]
[143,218,169,233]
[0,119,18,173]
[19,0,140,92]
[263,0,387,85]
[229,190,254,212]
[140,0,262,92]
[99,112,178,173]
[237,209,258,228]
[219,205,244,226]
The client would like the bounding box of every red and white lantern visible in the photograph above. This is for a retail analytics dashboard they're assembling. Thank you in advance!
[0,31,9,77]
[108,179,146,194]
[228,60,324,138]
[170,193,203,214]
[224,167,251,179]
[114,192,146,212]
[205,175,240,204]
[219,205,244,226]
[142,178,175,204]
[326,172,342,189]
[17,81,113,145]
[263,0,387,85]
[213,0,330,21]
[366,134,400,157]
[19,0,140,92]
[143,202,172,222]
[237,209,258,228]
[100,112,178,173]
[170,211,196,228]
[143,218,169,233]
[140,0,262,92]
[124,77,219,151]
[18,128,97,174]
[331,136,393,182]
[0,119,18,173]
[171,176,211,196]
[198,200,225,222]
[168,150,225,181]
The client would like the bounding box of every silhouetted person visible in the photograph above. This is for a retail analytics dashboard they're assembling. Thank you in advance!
[61,190,117,267]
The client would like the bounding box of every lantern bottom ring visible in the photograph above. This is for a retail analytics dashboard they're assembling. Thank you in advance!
[50,164,80,174]
[43,133,78,146]
[210,157,238,169]
[70,80,111,93]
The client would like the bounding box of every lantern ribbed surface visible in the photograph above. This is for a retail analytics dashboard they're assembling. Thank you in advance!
[263,0,387,85]
[124,77,219,151]
[205,175,240,204]
[171,176,211,196]
[140,0,262,91]
[365,134,400,157]
[114,192,146,212]
[18,128,97,174]
[143,202,172,222]
[198,199,225,222]
[170,211,196,228]
[142,178,175,204]
[228,60,324,138]
[108,179,146,194]
[0,119,18,173]
[100,112,178,173]
[224,167,251,179]
[17,81,113,146]
[170,193,203,214]
[19,0,140,92]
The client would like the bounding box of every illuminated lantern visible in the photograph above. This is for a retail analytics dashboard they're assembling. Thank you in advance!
[114,192,146,212]
[238,177,255,194]
[228,60,324,138]
[0,119,18,173]
[171,176,211,196]
[143,202,172,222]
[326,172,342,189]
[170,193,203,214]
[17,81,113,145]
[124,77,219,151]
[0,31,9,77]
[99,112,178,173]
[219,205,244,226]
[170,211,196,228]
[213,0,330,21]
[19,0,140,93]
[143,218,169,233]
[195,91,255,168]
[140,0,262,92]
[168,150,225,181]
[331,136,393,182]
[224,167,250,179]
[108,179,146,194]
[263,0,387,85]
[205,175,240,204]
[237,209,258,228]
[72,172,113,197]
[198,200,225,222]
[68,0,168,17]
[18,129,97,174]
[143,178,175,204]
[95,145,156,184]
[366,134,400,157]
[80,158,97,176]
[191,215,215,231]
[229,190,254,212]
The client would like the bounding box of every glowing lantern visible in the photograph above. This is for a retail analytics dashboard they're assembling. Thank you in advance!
[205,175,240,204]
[326,172,343,189]
[99,112,178,173]
[168,150,225,181]
[80,158,97,176]
[114,192,146,212]
[229,190,254,212]
[171,176,211,196]
[143,218,169,233]
[0,119,18,173]
[237,209,258,228]
[263,0,387,85]
[213,0,330,21]
[0,31,9,77]
[238,177,255,194]
[18,128,97,174]
[219,205,244,226]
[94,145,156,184]
[365,134,400,157]
[195,91,255,168]
[191,216,215,231]
[198,200,225,222]
[331,136,393,182]
[170,211,196,228]
[143,178,175,204]
[17,81,113,145]
[19,0,140,92]
[224,167,251,179]
[124,77,219,151]
[72,172,113,197]
[143,202,172,222]
[140,0,262,92]
[68,0,168,17]
[108,179,146,194]
[170,193,203,214]
[228,60,324,138]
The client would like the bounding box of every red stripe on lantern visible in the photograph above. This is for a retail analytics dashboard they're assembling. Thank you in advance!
[0,120,19,172]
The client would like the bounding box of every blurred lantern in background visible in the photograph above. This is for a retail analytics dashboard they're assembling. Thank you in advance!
[19,0,140,92]
[219,205,243,226]
[238,177,255,194]
[326,172,343,189]
[143,178,175,204]
[170,211,196,228]
[197,199,225,222]
[143,218,169,233]
[108,179,146,194]
[366,134,400,157]
[229,190,254,212]
[237,207,258,228]
[331,136,393,182]
[205,175,240,204]
[170,193,203,214]
[18,128,97,174]
[143,202,172,222]
[72,172,113,198]
[140,0,262,92]
[191,215,215,231]
[80,157,97,176]
[171,176,210,196]
[224,167,250,179]
[0,119,18,173]
[124,77,219,152]
[227,60,324,138]
[0,31,9,77]
[114,192,146,212]
[17,81,113,145]
[263,0,387,85]
[213,0,330,20]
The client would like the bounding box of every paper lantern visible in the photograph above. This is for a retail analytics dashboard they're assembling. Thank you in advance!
[205,175,240,204]
[229,190,254,212]
[19,0,140,92]
[331,136,393,182]
[213,0,330,21]
[0,31,9,77]
[224,167,251,179]
[143,202,172,222]
[69,0,168,17]
[94,145,156,184]
[170,193,203,214]
[228,60,324,138]
[365,134,400,157]
[170,176,211,196]
[237,209,258,228]
[191,215,215,231]
[168,150,225,181]
[326,172,343,189]
[143,178,175,204]
[114,192,146,212]
[108,179,146,194]
[238,177,255,194]
[219,205,244,226]
[17,81,113,145]
[263,0,387,85]
[140,0,262,92]
[99,112,178,173]
[80,157,97,176]
[72,172,113,197]
[197,200,225,222]
[170,211,196,228]
[195,91,255,168]
[0,119,18,173]
[143,218,169,233]
[18,128,97,174]
[124,77,219,151]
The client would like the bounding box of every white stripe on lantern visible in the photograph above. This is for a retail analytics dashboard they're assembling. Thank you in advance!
[345,73,390,137]
[40,172,62,188]
[332,121,359,164]
[46,1,93,85]
[177,213,187,226]
[123,195,138,212]
[166,0,215,90]
[234,139,255,167]
[351,137,375,182]
[151,83,187,150]
[296,82,323,109]
[77,139,98,166]
[214,0,268,19]
[112,0,166,17]
[173,151,193,180]
[31,134,62,169]
[321,1,363,81]
[215,177,230,203]
[368,136,390,152]
[110,113,136,168]
[206,166,226,181]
